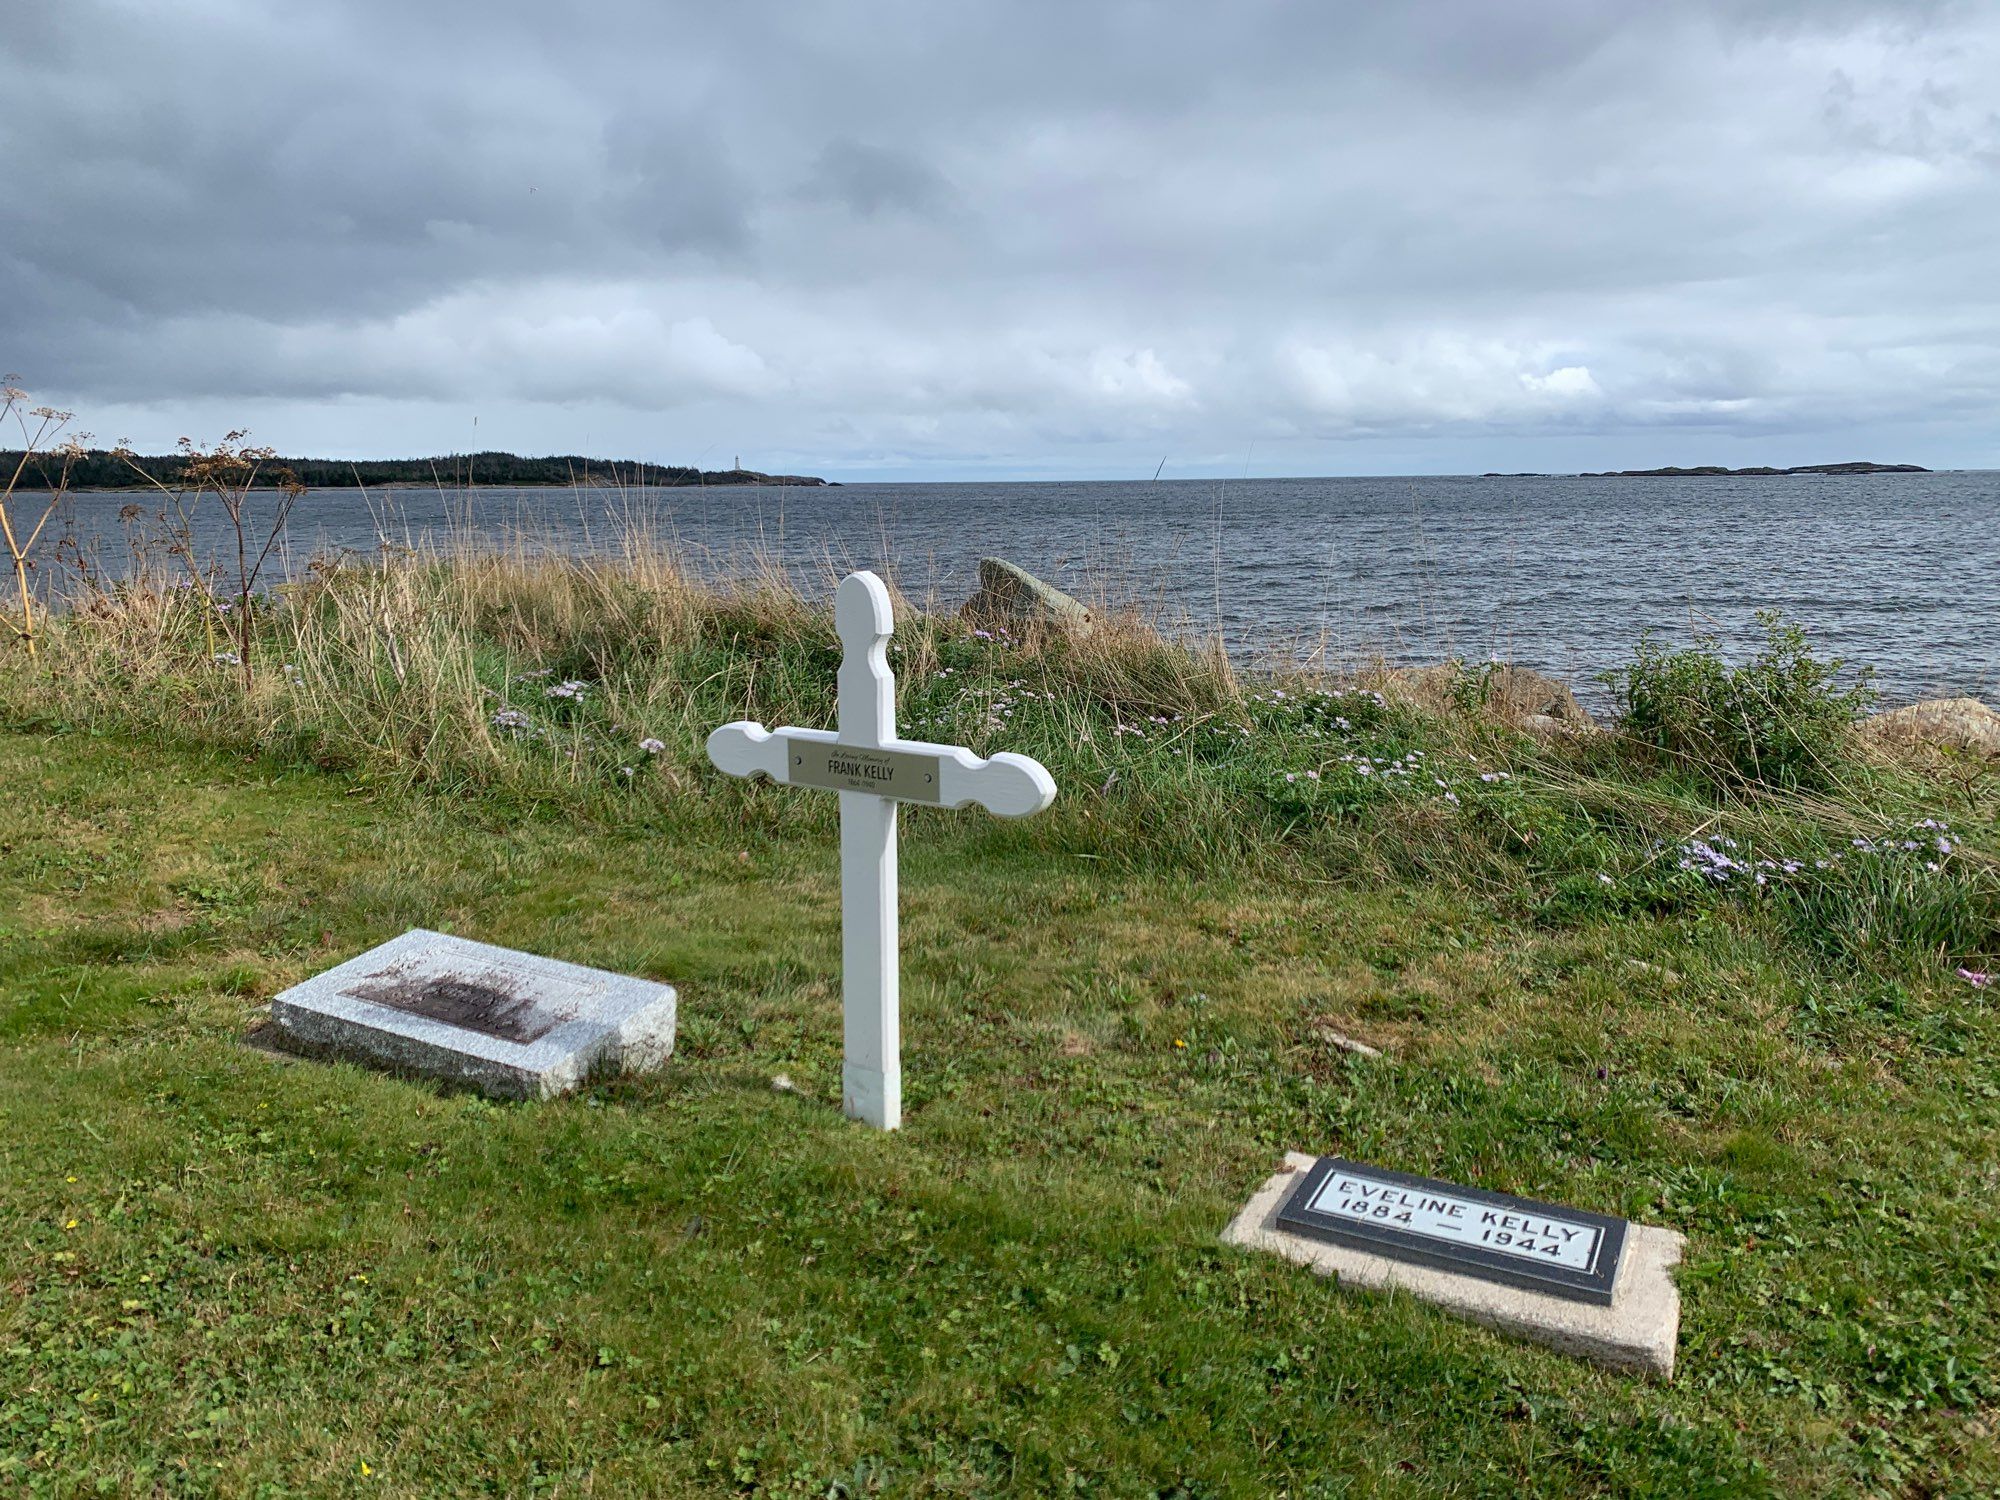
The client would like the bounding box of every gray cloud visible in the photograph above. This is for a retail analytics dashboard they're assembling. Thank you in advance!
[2,0,1995,476]
[803,141,957,220]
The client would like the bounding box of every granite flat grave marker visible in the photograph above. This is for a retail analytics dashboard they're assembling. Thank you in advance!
[269,929,676,1100]
[1225,1152,1684,1377]
[707,569,1056,1130]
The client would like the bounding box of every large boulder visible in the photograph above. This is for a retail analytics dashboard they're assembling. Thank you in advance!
[1380,662,1597,738]
[1856,697,2000,761]
[961,557,1095,636]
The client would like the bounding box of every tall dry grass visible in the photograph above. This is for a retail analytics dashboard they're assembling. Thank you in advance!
[0,379,89,660]
[8,519,1240,813]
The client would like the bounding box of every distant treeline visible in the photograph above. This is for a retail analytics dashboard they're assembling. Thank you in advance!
[1480,461,1929,479]
[1,449,830,490]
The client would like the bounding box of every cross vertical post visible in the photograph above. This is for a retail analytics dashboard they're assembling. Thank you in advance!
[833,572,902,1129]
[839,792,899,1127]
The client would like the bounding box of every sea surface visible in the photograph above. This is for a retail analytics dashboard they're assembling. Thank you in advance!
[61,471,1998,709]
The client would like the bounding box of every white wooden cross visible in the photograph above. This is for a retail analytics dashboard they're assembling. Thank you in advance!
[706,570,1057,1130]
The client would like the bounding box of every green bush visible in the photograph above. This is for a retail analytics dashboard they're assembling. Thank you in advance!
[1602,611,1875,793]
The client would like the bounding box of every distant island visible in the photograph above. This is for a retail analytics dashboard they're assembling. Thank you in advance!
[0,449,832,490]
[1482,461,1929,478]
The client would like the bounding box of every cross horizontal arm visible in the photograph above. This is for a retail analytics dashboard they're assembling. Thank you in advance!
[914,737,1057,818]
[705,719,800,783]
[707,722,1056,819]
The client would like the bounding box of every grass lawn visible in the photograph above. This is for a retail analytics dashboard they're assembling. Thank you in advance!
[2,546,1996,1495]
[3,721,1996,1497]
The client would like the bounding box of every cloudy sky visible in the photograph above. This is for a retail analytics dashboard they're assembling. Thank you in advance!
[4,0,1995,479]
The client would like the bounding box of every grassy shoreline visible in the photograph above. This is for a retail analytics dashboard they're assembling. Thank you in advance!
[2,546,1996,1494]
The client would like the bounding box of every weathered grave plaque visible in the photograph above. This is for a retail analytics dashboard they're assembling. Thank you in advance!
[1225,1153,1684,1378]
[1275,1157,1626,1305]
[707,570,1056,1130]
[269,929,676,1100]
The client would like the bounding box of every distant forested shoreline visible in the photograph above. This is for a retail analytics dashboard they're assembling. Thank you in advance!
[0,449,830,490]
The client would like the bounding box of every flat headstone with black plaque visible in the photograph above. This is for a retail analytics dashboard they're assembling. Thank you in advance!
[268,929,676,1100]
[1224,1152,1684,1378]
[1276,1157,1627,1304]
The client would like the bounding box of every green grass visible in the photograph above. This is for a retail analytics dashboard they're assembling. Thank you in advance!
[2,553,1998,1495]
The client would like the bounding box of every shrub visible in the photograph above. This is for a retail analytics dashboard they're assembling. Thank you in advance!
[1602,612,1874,793]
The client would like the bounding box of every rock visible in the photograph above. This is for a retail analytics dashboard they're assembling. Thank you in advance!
[1381,663,1597,737]
[1312,1025,1383,1059]
[1856,697,2000,761]
[961,557,1095,635]
[1623,959,1683,986]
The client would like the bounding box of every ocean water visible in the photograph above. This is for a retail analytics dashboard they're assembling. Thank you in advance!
[61,470,1998,708]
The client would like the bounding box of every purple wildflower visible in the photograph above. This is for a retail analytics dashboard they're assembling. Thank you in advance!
[1677,837,1747,884]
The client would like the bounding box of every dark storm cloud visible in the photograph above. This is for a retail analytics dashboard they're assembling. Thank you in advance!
[2,0,1995,474]
[803,142,957,220]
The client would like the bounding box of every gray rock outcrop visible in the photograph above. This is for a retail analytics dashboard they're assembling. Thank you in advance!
[1856,697,2000,761]
[961,557,1095,635]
